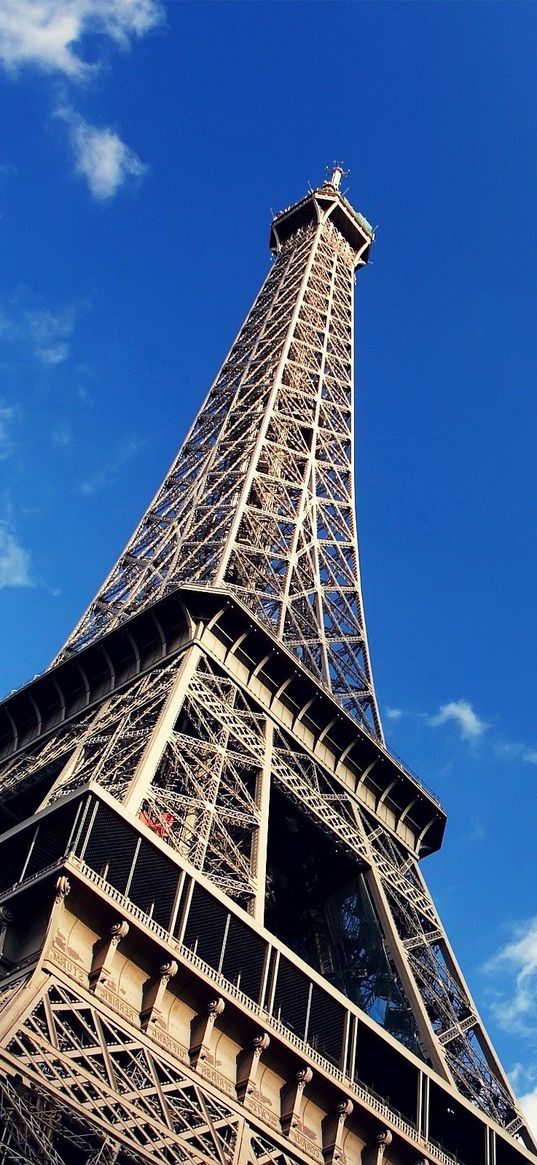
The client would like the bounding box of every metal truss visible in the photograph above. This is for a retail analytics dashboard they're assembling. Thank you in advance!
[0,976,305,1165]
[0,655,184,817]
[134,653,524,1129]
[0,630,521,1136]
[15,642,519,1134]
[360,819,520,1129]
[0,173,531,1160]
[54,182,382,739]
[142,657,264,903]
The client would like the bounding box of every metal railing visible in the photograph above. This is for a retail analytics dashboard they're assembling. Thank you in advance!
[67,857,460,1165]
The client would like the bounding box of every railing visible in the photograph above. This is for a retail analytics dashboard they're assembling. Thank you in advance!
[67,857,459,1165]
[384,741,444,810]
[0,820,519,1165]
[71,859,182,952]
[0,858,67,903]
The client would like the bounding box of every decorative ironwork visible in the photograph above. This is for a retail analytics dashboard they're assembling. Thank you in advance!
[55,186,381,738]
[0,172,534,1165]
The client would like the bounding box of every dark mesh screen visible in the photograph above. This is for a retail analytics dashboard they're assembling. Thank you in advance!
[25,801,79,878]
[221,914,265,1001]
[356,1023,417,1124]
[0,830,30,892]
[272,955,310,1039]
[308,983,345,1066]
[129,839,178,927]
[82,803,137,892]
[496,1139,530,1165]
[429,1082,486,1165]
[183,883,227,968]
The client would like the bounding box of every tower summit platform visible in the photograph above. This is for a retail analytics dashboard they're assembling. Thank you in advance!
[270,165,374,263]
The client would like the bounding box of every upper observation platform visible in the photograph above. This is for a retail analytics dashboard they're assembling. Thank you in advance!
[269,163,375,267]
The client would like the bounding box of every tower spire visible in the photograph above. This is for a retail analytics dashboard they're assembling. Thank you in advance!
[325,161,348,189]
[54,174,382,739]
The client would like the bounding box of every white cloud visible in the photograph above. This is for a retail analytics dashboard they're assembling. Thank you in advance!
[0,298,76,364]
[0,525,31,588]
[26,306,75,363]
[385,706,403,720]
[0,1,162,201]
[508,1065,537,1137]
[485,918,537,1036]
[57,106,147,200]
[523,749,537,766]
[520,1086,537,1135]
[427,699,488,742]
[0,0,164,80]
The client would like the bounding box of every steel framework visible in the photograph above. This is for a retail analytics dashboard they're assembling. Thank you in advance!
[0,170,534,1165]
[55,175,381,738]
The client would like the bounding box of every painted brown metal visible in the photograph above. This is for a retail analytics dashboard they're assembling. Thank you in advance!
[0,175,534,1165]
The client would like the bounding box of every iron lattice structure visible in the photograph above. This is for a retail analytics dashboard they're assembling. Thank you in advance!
[0,171,534,1165]
[56,177,382,738]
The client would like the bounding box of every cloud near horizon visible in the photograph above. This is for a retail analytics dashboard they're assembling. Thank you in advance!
[519,1086,537,1136]
[484,924,537,1136]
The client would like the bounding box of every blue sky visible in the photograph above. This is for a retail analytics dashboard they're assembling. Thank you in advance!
[1,0,537,1128]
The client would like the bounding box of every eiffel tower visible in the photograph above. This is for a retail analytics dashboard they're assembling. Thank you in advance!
[0,167,533,1165]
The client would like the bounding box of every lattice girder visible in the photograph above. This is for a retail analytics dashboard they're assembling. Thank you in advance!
[0,174,534,1164]
[0,586,530,1148]
[53,186,381,738]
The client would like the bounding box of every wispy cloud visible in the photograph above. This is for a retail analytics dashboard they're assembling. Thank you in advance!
[386,696,537,771]
[465,815,486,843]
[0,403,17,459]
[494,740,537,767]
[0,296,76,365]
[57,105,147,200]
[74,364,95,404]
[427,699,488,742]
[485,918,537,1038]
[79,434,142,495]
[0,524,31,589]
[507,1065,537,1136]
[26,306,75,363]
[0,1,163,201]
[0,0,164,80]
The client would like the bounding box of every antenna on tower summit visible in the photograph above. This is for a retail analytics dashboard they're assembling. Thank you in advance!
[325,161,349,189]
